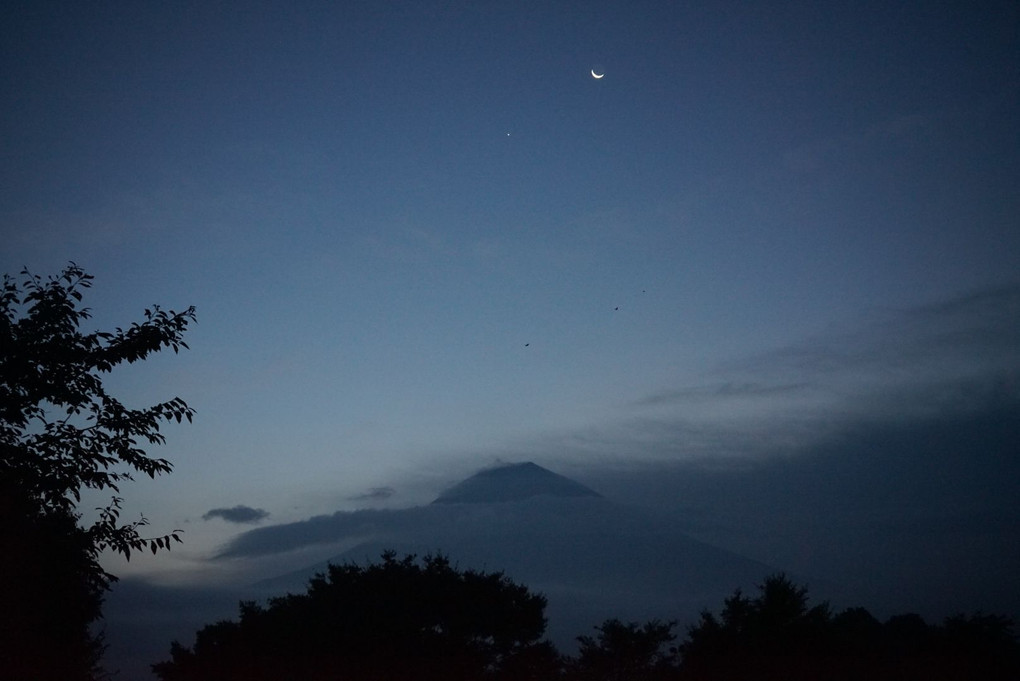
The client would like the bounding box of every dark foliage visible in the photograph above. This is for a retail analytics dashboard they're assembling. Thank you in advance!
[1,486,105,680]
[678,573,1020,681]
[567,618,680,681]
[0,264,194,679]
[152,553,1020,681]
[152,552,557,681]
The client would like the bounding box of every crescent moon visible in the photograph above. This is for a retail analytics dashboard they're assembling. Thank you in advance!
[591,69,604,79]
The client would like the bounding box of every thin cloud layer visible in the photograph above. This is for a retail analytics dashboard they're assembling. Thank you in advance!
[634,381,814,407]
[202,505,270,524]
[721,283,1020,399]
[348,486,396,502]
[217,509,386,557]
[547,281,1020,465]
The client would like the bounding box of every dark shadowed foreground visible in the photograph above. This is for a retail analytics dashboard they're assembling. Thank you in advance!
[153,552,554,681]
[153,554,1020,681]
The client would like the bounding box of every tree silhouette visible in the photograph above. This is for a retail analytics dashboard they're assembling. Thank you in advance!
[678,574,1020,681]
[153,552,556,681]
[1,264,195,679]
[938,613,1020,679]
[678,573,832,680]
[2,485,106,680]
[567,618,680,681]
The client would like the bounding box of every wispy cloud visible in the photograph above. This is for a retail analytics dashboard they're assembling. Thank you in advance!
[202,505,270,524]
[502,282,1020,468]
[348,486,396,502]
[729,283,1020,384]
[216,508,405,558]
[635,381,814,407]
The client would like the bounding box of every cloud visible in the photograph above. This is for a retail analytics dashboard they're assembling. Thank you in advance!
[542,283,1020,617]
[727,283,1020,391]
[210,283,1020,642]
[216,507,427,558]
[634,381,815,407]
[214,386,1020,640]
[202,505,270,524]
[579,390,1020,606]
[123,379,1020,676]
[603,282,1020,462]
[348,486,396,502]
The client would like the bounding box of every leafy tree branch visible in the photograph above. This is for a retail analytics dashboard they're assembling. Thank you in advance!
[1,263,195,679]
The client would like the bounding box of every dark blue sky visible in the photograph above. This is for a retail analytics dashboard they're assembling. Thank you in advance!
[2,0,1018,642]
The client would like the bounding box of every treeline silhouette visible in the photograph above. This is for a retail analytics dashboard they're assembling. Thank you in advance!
[154,553,1020,681]
[153,552,556,681]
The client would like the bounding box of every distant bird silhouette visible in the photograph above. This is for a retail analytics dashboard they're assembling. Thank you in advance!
[614,307,619,311]
[524,343,530,347]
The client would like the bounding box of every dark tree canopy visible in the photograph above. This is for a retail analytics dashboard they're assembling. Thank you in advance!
[680,573,832,676]
[2,487,106,680]
[0,264,195,679]
[569,618,679,681]
[678,574,1020,681]
[153,552,555,681]
[151,554,1020,681]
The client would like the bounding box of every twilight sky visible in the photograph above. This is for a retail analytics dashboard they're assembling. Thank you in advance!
[3,0,1018,653]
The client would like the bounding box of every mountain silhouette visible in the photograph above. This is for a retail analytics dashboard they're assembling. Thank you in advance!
[247,463,776,650]
[431,461,602,504]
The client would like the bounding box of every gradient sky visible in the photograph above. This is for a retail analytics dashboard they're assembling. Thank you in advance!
[3,0,1018,619]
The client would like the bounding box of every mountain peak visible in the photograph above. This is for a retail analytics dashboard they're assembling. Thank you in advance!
[432,462,601,504]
